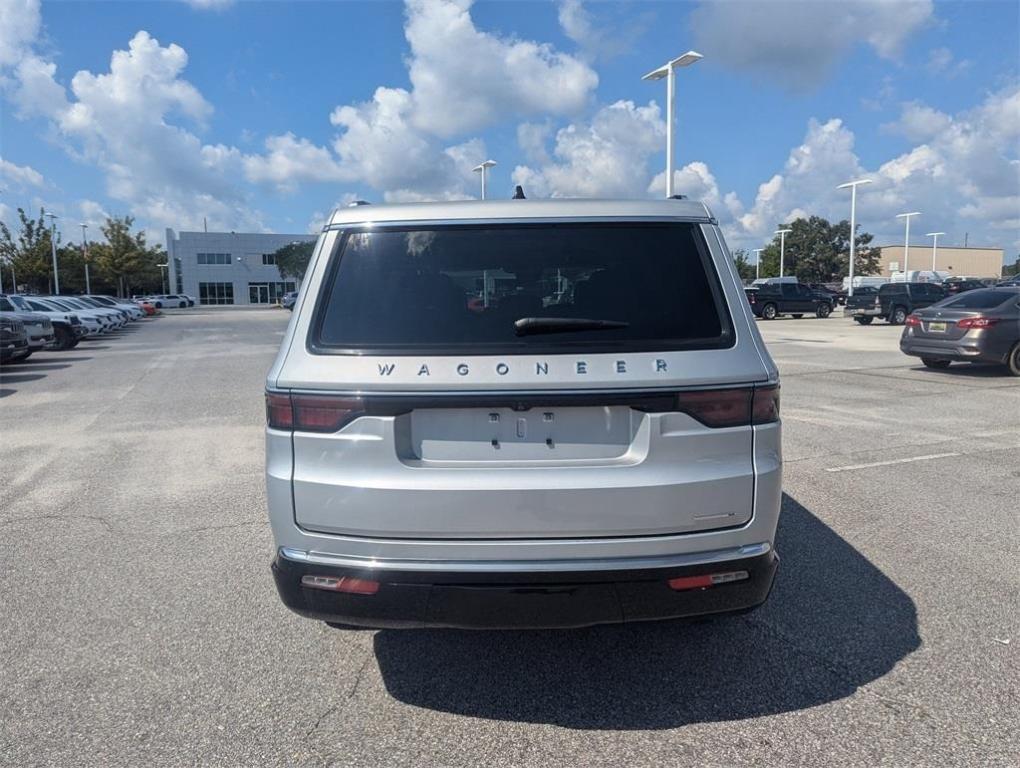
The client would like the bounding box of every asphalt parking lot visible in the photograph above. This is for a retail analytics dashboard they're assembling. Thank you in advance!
[1,309,1017,767]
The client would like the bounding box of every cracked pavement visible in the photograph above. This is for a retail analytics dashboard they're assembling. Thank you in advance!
[1,310,1017,767]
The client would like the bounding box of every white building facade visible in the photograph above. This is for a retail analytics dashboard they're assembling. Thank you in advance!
[165,229,318,305]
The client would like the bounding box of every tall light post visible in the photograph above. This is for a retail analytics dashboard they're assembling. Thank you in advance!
[895,211,921,280]
[642,50,703,198]
[926,232,945,271]
[774,229,792,278]
[837,178,872,297]
[753,248,764,280]
[79,222,91,294]
[157,263,168,294]
[472,160,497,200]
[45,212,60,294]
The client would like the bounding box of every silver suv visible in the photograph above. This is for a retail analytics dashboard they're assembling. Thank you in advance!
[266,198,782,629]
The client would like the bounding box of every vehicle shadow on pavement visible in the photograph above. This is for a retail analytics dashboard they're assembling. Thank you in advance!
[914,364,1013,378]
[0,372,46,385]
[374,494,920,729]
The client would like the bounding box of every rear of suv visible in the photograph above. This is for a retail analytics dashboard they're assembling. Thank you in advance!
[266,199,782,629]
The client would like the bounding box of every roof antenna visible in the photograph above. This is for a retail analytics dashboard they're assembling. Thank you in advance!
[512,185,526,200]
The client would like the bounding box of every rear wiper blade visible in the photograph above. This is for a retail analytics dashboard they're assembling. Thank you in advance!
[514,317,630,336]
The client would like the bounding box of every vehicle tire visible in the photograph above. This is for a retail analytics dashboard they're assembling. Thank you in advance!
[816,303,832,318]
[54,324,75,350]
[9,350,32,362]
[854,316,874,325]
[178,301,186,308]
[890,305,907,325]
[761,303,778,320]
[1007,342,1020,376]
[921,358,951,369]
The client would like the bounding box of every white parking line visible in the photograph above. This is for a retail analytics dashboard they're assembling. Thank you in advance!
[825,452,961,473]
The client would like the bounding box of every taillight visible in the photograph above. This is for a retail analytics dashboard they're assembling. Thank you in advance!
[874,297,881,307]
[957,317,998,329]
[675,388,751,428]
[265,392,365,432]
[751,384,780,424]
[301,575,379,595]
[904,314,921,327]
[673,385,779,428]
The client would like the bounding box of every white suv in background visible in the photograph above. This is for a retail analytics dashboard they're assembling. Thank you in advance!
[265,198,782,630]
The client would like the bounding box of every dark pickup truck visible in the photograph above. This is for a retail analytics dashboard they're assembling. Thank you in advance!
[845,285,882,324]
[849,282,947,325]
[745,282,834,320]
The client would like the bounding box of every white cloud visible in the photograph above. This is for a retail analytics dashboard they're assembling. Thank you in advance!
[926,46,970,77]
[557,0,646,63]
[691,0,934,90]
[243,133,345,190]
[649,162,744,224]
[0,157,45,189]
[0,0,41,68]
[511,100,664,198]
[403,0,597,137]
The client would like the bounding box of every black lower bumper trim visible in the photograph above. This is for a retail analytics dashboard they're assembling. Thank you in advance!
[271,550,778,630]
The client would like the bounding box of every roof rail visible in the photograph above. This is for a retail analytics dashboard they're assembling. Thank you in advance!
[347,200,371,207]
[669,194,687,200]
[512,185,526,200]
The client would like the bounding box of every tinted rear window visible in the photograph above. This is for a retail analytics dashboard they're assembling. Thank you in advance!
[312,223,732,354]
[944,290,1017,309]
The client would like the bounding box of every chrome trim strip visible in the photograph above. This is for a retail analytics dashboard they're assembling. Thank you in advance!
[279,542,770,573]
[322,215,713,232]
[267,382,769,397]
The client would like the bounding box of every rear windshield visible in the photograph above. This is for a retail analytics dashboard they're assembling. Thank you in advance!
[311,223,733,354]
[944,290,1017,309]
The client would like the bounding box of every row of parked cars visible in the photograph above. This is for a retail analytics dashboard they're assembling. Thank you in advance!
[0,293,153,362]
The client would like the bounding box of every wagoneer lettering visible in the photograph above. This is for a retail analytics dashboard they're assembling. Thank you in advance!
[266,198,781,630]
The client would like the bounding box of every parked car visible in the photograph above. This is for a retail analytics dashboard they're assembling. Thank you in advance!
[900,288,1020,375]
[745,281,833,319]
[151,294,190,309]
[136,300,158,316]
[183,295,197,307]
[82,295,145,320]
[942,278,986,296]
[995,275,1020,287]
[33,298,107,336]
[874,282,946,325]
[0,305,54,359]
[6,295,87,345]
[281,291,298,310]
[844,285,882,324]
[809,283,846,306]
[49,296,126,329]
[0,315,29,362]
[266,197,782,630]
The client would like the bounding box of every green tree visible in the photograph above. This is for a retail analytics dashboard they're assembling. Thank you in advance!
[1003,255,1019,277]
[0,207,61,293]
[90,216,165,297]
[756,216,879,283]
[271,240,315,280]
[731,248,755,282]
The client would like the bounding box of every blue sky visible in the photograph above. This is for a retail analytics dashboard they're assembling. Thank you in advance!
[1,0,1017,257]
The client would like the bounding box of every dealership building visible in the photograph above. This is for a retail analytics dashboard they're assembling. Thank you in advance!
[165,229,318,305]
[875,244,1005,278]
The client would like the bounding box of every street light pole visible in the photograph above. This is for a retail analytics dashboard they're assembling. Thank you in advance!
[837,179,872,297]
[753,248,764,280]
[45,212,60,294]
[642,51,703,198]
[895,212,921,280]
[774,229,792,278]
[157,263,168,294]
[80,222,91,294]
[472,160,497,200]
[925,232,945,271]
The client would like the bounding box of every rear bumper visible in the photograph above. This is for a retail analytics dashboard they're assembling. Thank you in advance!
[900,335,1007,364]
[272,547,778,629]
[846,307,880,317]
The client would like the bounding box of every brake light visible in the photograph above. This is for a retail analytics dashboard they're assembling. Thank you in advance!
[751,384,780,424]
[265,392,365,432]
[673,385,779,428]
[957,317,998,329]
[904,315,921,327]
[675,388,751,428]
[874,297,881,307]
